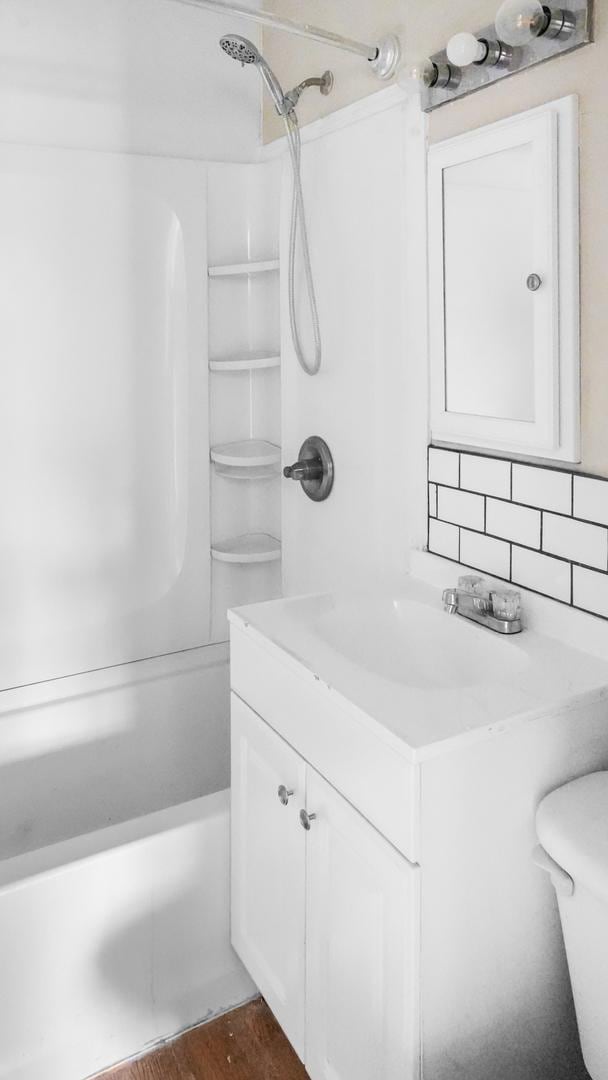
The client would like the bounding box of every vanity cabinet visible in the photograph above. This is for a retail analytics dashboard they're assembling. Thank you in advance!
[231,693,420,1080]
[229,603,608,1080]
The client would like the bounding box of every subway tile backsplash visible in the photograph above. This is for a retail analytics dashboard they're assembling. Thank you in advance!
[427,447,608,619]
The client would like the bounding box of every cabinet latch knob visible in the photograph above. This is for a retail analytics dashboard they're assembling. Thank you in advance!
[526,272,542,291]
[300,809,317,831]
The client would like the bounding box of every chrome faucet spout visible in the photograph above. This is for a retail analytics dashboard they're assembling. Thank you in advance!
[441,579,523,634]
[442,588,458,614]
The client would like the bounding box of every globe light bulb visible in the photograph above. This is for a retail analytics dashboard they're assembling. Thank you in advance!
[409,57,439,87]
[495,0,547,44]
[446,32,487,66]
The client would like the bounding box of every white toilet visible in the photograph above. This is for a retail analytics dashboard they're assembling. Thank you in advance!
[536,772,608,1080]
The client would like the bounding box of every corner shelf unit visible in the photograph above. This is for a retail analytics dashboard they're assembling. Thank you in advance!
[211,533,281,564]
[208,259,279,278]
[209,351,280,373]
[210,439,281,469]
[206,162,282,643]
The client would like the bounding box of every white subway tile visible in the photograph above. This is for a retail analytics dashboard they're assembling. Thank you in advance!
[574,475,608,526]
[460,454,511,498]
[511,547,571,602]
[573,566,608,618]
[460,530,510,580]
[543,513,608,571]
[486,498,540,548]
[428,518,459,561]
[437,486,485,531]
[429,483,437,517]
[512,464,572,514]
[428,447,459,488]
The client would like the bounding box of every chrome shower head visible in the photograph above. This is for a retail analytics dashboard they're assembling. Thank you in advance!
[219,34,260,65]
[219,34,288,115]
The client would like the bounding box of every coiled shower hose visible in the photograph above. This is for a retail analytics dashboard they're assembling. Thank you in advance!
[283,111,321,376]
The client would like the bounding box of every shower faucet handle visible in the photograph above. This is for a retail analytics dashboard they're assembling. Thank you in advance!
[283,436,334,502]
[283,459,323,482]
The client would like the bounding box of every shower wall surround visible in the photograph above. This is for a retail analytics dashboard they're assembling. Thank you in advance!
[428,446,608,620]
[277,89,428,595]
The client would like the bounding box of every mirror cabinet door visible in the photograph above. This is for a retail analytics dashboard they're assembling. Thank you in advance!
[428,97,579,462]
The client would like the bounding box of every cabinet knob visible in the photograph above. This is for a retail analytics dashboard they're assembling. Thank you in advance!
[277,785,294,806]
[526,272,542,292]
[300,809,317,831]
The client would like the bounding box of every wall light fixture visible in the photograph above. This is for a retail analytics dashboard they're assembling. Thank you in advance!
[495,0,576,43]
[415,0,591,111]
[446,31,513,68]
[408,58,461,90]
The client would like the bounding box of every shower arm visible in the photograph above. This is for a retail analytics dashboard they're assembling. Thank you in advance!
[171,0,401,78]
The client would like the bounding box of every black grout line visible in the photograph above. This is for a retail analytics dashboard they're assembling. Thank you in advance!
[431,516,608,576]
[429,443,608,487]
[429,548,588,612]
[509,461,513,501]
[430,481,608,531]
[429,542,608,618]
[570,562,574,606]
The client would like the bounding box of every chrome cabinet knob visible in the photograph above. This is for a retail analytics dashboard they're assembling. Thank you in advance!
[300,809,317,831]
[526,273,542,291]
[277,785,294,806]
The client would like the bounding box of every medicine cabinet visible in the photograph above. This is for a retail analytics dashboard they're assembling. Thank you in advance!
[428,95,579,461]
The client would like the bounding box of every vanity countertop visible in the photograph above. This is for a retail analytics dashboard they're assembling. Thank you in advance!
[229,575,608,762]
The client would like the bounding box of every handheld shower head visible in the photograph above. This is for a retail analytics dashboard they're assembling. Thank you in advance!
[219,34,260,64]
[219,32,324,376]
[219,34,289,116]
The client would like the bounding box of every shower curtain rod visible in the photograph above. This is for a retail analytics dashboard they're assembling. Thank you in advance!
[171,0,401,77]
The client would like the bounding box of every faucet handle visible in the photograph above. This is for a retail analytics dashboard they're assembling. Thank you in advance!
[491,588,521,622]
[458,574,486,594]
[283,458,323,482]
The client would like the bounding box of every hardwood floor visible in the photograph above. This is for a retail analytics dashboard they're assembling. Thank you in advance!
[98,998,309,1080]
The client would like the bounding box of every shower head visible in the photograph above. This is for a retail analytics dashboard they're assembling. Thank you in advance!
[219,34,289,116]
[219,33,260,64]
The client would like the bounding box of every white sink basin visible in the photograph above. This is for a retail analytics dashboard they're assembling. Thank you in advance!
[313,594,529,690]
[230,576,608,759]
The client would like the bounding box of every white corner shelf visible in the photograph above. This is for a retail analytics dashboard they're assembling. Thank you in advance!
[208,259,279,278]
[209,350,281,373]
[210,439,281,470]
[211,533,281,564]
[214,463,280,482]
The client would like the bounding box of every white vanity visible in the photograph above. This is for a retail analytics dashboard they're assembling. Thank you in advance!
[229,575,608,1080]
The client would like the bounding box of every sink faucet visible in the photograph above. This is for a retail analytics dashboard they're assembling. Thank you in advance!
[442,575,522,635]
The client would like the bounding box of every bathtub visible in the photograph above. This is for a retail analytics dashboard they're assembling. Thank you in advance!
[0,790,255,1080]
[0,645,256,1080]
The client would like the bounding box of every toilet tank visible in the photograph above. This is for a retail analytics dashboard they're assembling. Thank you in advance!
[537,772,608,1080]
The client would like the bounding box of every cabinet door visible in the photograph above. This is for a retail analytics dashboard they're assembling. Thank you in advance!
[428,98,579,460]
[305,768,420,1080]
[230,693,306,1058]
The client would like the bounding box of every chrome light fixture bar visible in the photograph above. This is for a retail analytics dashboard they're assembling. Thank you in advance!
[414,0,592,111]
[171,0,401,78]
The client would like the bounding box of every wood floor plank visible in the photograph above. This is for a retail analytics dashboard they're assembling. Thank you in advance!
[97,998,309,1080]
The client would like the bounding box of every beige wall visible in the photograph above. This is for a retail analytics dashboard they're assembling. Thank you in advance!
[263,0,608,476]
